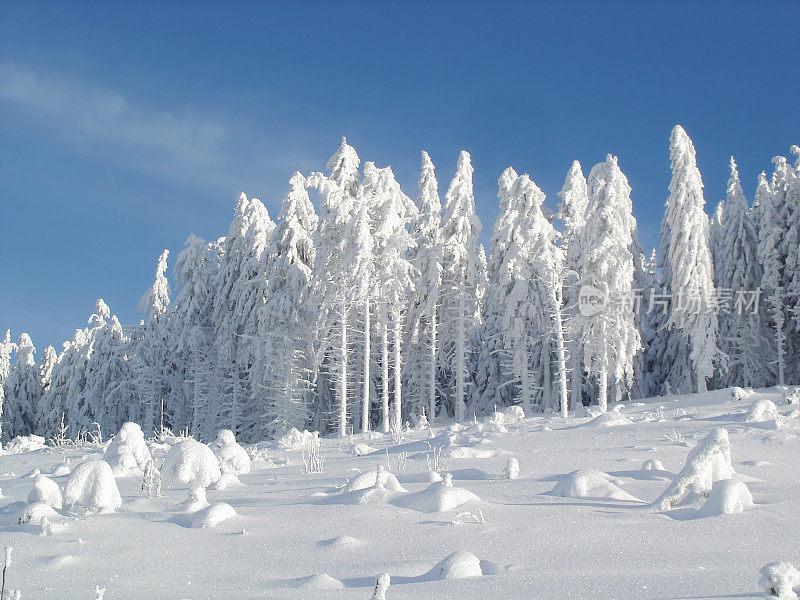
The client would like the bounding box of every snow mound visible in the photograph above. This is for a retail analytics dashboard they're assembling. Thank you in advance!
[549,469,640,502]
[343,465,407,493]
[393,474,481,513]
[745,399,781,424]
[292,573,345,590]
[4,435,46,454]
[103,422,152,476]
[17,501,60,525]
[731,387,756,402]
[28,475,62,509]
[654,428,735,511]
[318,535,364,549]
[64,460,122,514]
[423,551,483,580]
[759,562,800,600]
[698,479,754,516]
[401,470,444,484]
[277,428,316,451]
[446,446,497,459]
[189,502,236,528]
[51,463,71,477]
[502,405,525,423]
[642,459,665,471]
[209,430,251,476]
[585,408,633,427]
[351,443,377,456]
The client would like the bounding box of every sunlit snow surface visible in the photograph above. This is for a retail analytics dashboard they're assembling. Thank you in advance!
[1,387,799,599]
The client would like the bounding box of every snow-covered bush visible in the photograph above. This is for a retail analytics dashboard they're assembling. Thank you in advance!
[783,388,800,405]
[17,502,59,525]
[103,422,152,476]
[504,457,520,479]
[642,459,665,471]
[63,460,122,514]
[4,435,46,455]
[351,443,377,457]
[745,399,781,424]
[759,562,800,600]
[424,550,483,580]
[277,428,316,451]
[698,479,754,516]
[189,502,236,529]
[370,573,390,600]
[162,439,221,510]
[343,465,407,493]
[549,469,639,502]
[393,473,480,513]
[654,428,735,511]
[27,474,62,509]
[209,430,250,490]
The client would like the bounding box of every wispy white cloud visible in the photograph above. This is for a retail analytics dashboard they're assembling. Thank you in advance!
[0,62,299,197]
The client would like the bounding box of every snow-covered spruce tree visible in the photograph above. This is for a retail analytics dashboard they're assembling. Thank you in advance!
[405,151,443,424]
[661,125,720,394]
[33,344,58,437]
[83,300,135,433]
[709,201,726,290]
[212,194,275,441]
[756,170,787,385]
[471,167,519,417]
[169,234,217,437]
[718,157,764,387]
[773,153,800,383]
[135,249,171,436]
[503,173,568,416]
[4,333,40,437]
[258,172,318,439]
[557,161,589,411]
[365,162,418,432]
[631,244,660,399]
[0,330,15,442]
[440,151,487,422]
[575,155,640,410]
[308,138,361,436]
[787,146,800,347]
[341,191,374,433]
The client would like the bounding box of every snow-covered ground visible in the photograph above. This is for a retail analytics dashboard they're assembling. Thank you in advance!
[1,387,799,600]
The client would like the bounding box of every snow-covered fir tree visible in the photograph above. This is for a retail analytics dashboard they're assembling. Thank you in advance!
[4,333,40,437]
[308,138,361,436]
[0,330,15,441]
[717,157,763,387]
[557,161,589,411]
[575,155,640,411]
[405,151,443,424]
[756,169,787,385]
[439,151,487,422]
[135,249,172,436]
[661,125,719,394]
[471,167,519,417]
[258,172,318,438]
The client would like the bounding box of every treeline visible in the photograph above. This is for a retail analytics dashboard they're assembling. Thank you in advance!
[2,127,798,443]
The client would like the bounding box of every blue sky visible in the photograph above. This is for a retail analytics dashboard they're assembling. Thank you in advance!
[1,1,799,353]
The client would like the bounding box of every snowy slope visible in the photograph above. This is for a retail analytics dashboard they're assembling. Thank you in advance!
[1,387,798,600]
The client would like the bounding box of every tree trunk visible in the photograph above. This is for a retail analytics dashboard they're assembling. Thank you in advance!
[553,294,569,419]
[428,308,437,425]
[381,303,390,433]
[392,311,402,431]
[455,293,465,423]
[339,296,348,437]
[362,294,371,432]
